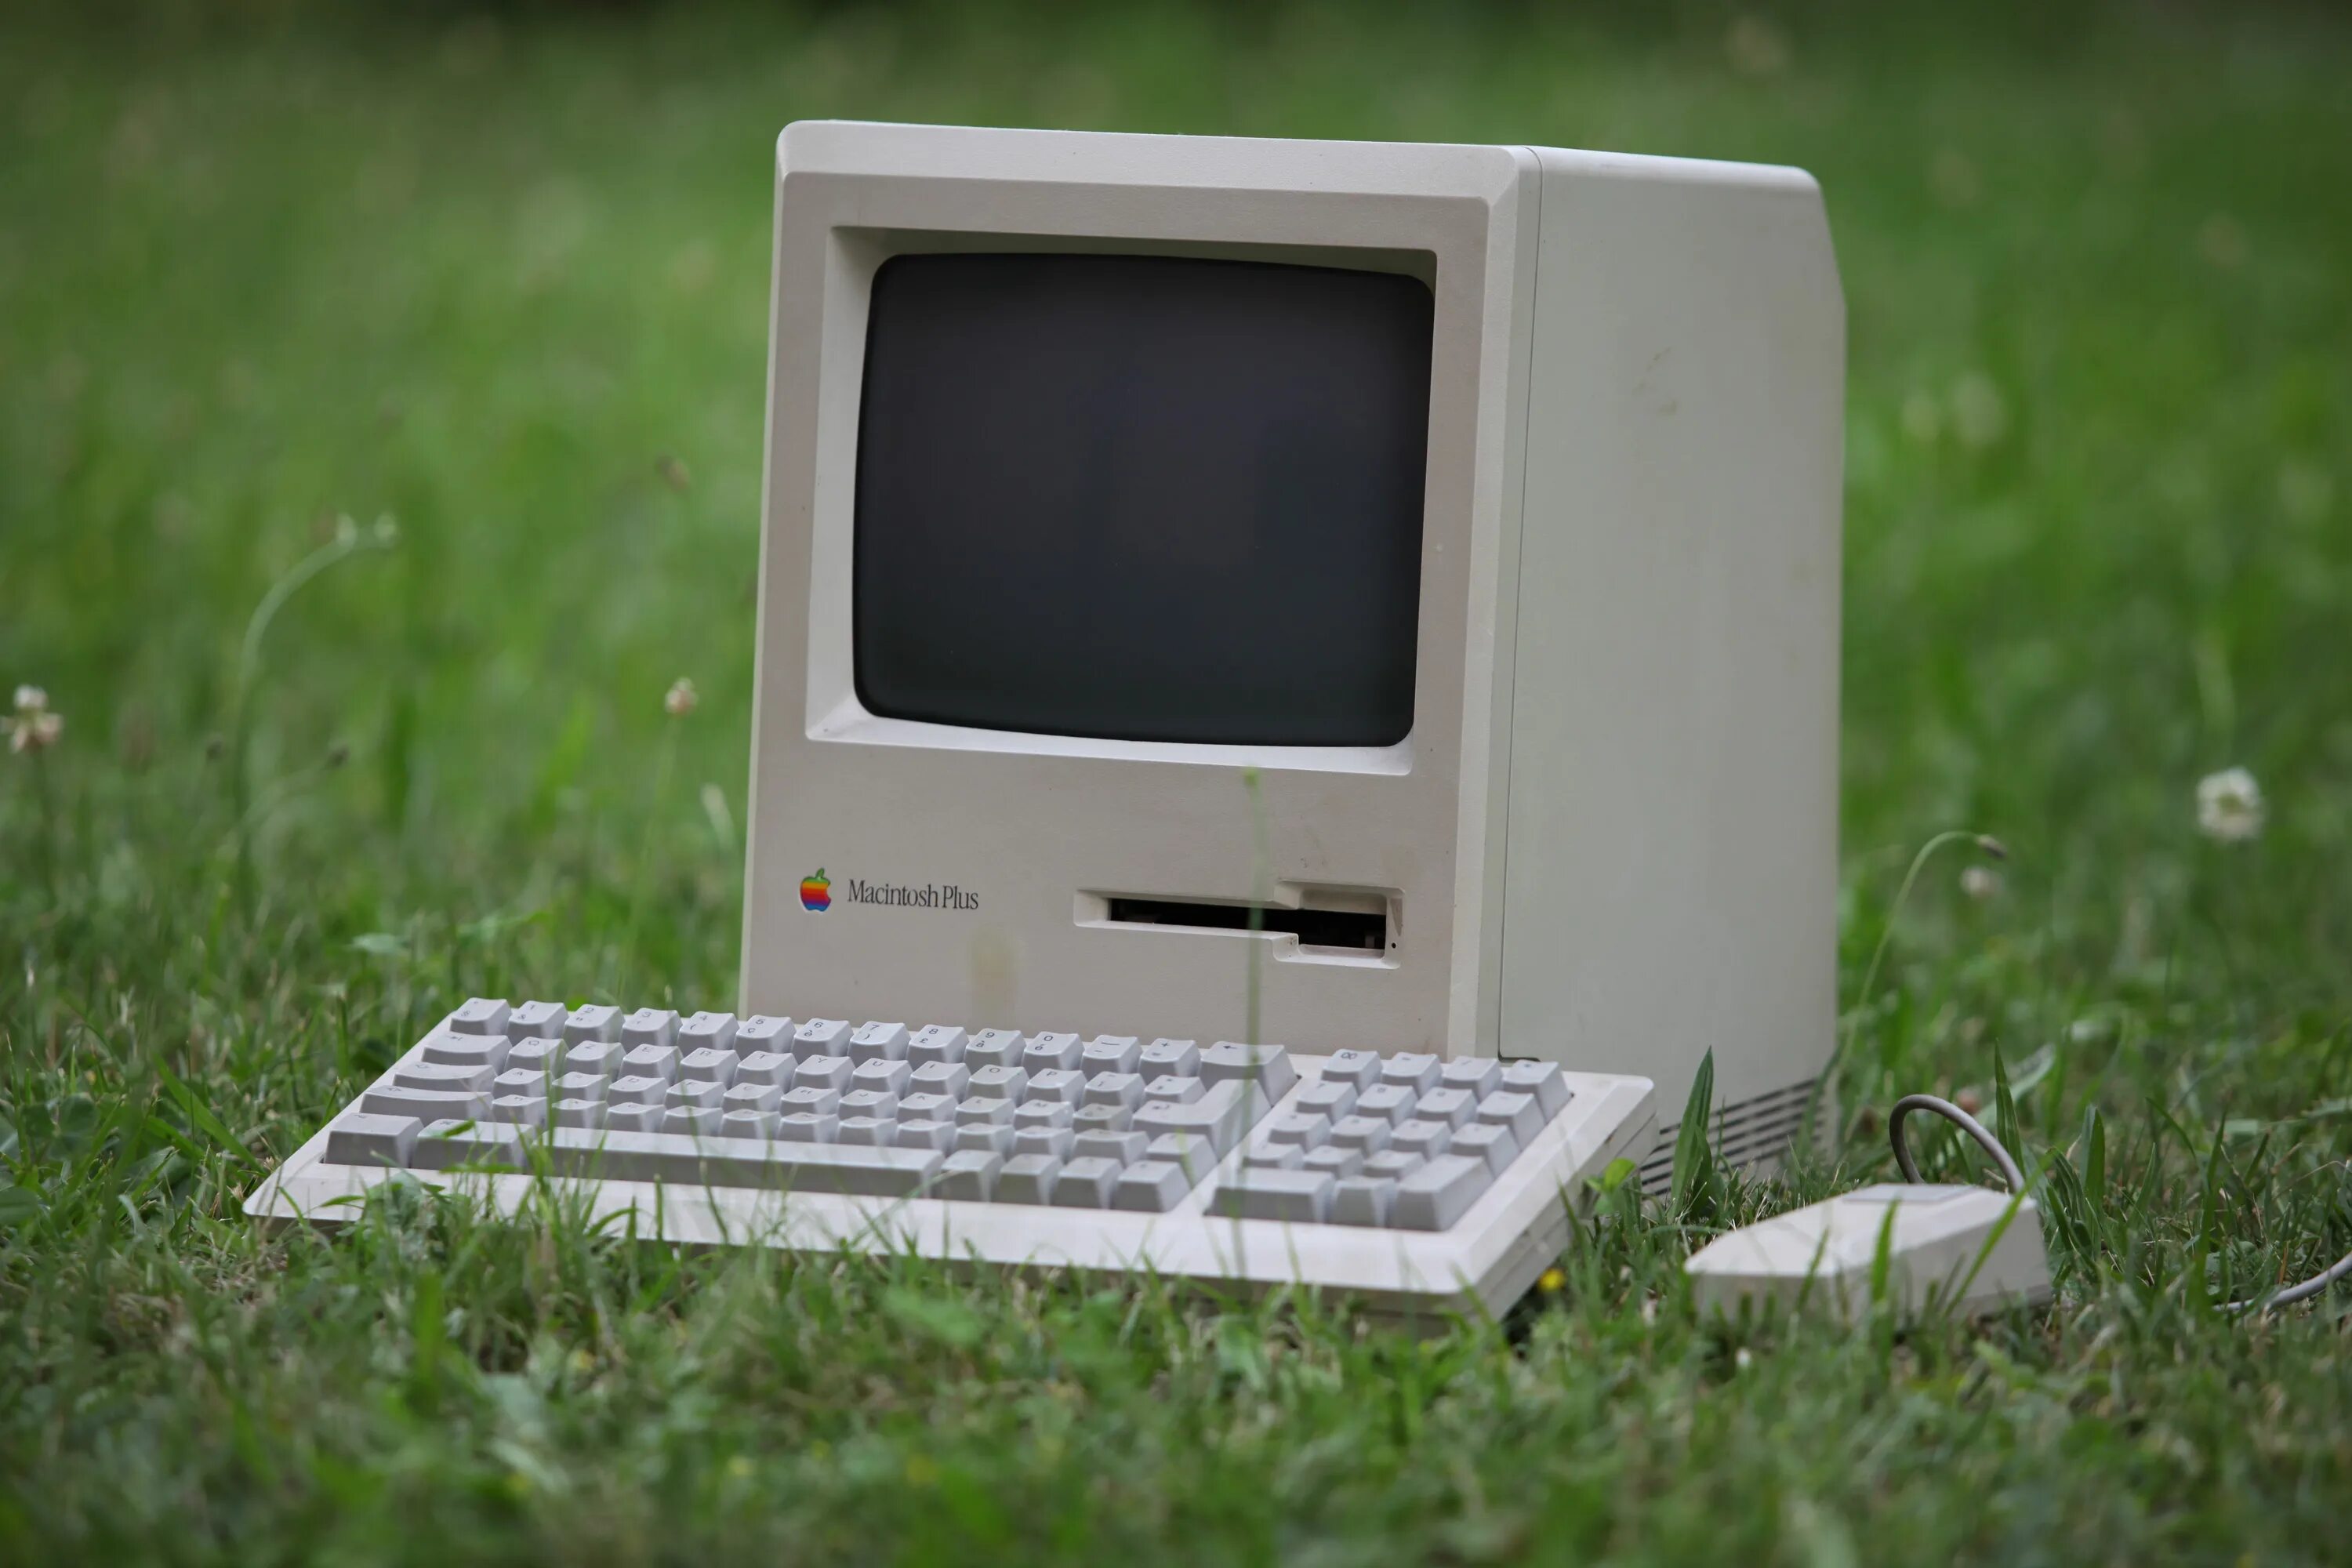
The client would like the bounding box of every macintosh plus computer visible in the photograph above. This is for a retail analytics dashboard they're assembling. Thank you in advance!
[252,122,1844,1313]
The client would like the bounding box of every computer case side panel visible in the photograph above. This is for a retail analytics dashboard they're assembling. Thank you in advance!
[1497,149,1846,1155]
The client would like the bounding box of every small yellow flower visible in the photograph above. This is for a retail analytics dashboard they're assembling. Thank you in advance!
[1537,1266,1566,1294]
[664,677,699,717]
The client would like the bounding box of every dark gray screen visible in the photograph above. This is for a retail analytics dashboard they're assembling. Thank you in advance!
[851,252,1432,746]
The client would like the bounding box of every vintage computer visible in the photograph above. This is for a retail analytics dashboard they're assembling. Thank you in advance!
[250,122,1845,1316]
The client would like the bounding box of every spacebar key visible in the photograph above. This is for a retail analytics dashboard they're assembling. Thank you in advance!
[543,1127,942,1196]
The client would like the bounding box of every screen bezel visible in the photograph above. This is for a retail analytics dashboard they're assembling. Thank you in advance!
[802,228,1442,778]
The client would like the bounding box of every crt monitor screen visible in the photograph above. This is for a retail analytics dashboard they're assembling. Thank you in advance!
[851,252,1433,748]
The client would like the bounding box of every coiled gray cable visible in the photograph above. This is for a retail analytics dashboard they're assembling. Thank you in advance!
[1886,1091,2352,1315]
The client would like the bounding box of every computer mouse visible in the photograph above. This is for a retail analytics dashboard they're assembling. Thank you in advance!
[1684,1182,2051,1320]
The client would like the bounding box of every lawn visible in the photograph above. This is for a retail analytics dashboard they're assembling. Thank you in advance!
[5,1,2352,1561]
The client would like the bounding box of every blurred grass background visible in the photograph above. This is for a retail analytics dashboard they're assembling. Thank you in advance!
[3,2,2351,1562]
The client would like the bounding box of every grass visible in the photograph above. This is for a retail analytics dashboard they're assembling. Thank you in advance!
[4,1,2352,1560]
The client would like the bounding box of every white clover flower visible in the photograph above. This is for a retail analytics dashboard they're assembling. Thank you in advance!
[664,677,699,717]
[2196,767,2264,844]
[1959,865,2003,901]
[9,685,61,753]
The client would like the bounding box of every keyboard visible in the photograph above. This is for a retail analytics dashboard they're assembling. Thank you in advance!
[245,1000,1657,1316]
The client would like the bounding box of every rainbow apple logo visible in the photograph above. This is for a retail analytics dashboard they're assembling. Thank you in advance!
[800,868,832,912]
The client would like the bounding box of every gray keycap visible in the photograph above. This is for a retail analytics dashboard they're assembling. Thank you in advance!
[1144,1133,1218,1181]
[909,1062,970,1100]
[1391,1119,1454,1160]
[966,1065,1028,1102]
[1051,1156,1122,1207]
[1131,1080,1254,1155]
[1320,1048,1382,1089]
[1021,1033,1083,1073]
[1073,1103,1134,1134]
[1261,1110,1330,1146]
[1141,1075,1203,1104]
[1440,1058,1503,1098]
[837,1116,896,1146]
[621,1008,678,1050]
[564,1040,626,1077]
[837,1089,898,1121]
[410,1119,526,1171]
[1294,1080,1356,1121]
[1026,1069,1085,1106]
[1301,1145,1365,1179]
[448,997,510,1036]
[793,1055,853,1094]
[781,1084,844,1117]
[1243,1138,1303,1171]
[956,1096,1014,1127]
[1389,1155,1493,1230]
[621,1044,678,1084]
[1112,1160,1192,1212]
[503,1037,564,1073]
[1330,1177,1396,1228]
[1209,1168,1334,1223]
[677,1011,739,1054]
[495,1068,547,1098]
[956,1123,1016,1156]
[734,1052,795,1091]
[508,1000,568,1040]
[1500,1060,1571,1119]
[849,1021,909,1062]
[1082,1036,1142,1076]
[679,1048,737,1087]
[996,1153,1062,1204]
[1381,1052,1442,1094]
[421,1034,510,1072]
[562,1004,622,1044]
[1449,1122,1519,1176]
[897,1091,956,1122]
[935,1149,1002,1200]
[895,1119,956,1152]
[1072,1129,1148,1167]
[605,1075,668,1108]
[721,1109,779,1139]
[605,1102,663,1134]
[1355,1084,1417,1126]
[1014,1100,1073,1130]
[906,1025,968,1065]
[1475,1091,1544,1146]
[554,1071,609,1102]
[776,1112,839,1142]
[1361,1149,1425,1181]
[964,1029,1024,1069]
[720,1081,786,1114]
[363,1085,488,1122]
[1014,1126,1075,1160]
[733,1014,793,1054]
[1415,1087,1477,1130]
[325,1112,419,1167]
[395,1061,495,1094]
[1327,1115,1392,1154]
[536,1124,941,1196]
[1082,1072,1145,1110]
[665,1080,724,1111]
[853,1058,913,1097]
[1139,1038,1200,1077]
[793,1018,852,1052]
[1200,1042,1298,1103]
[554,1099,606,1130]
[662,1105,723,1136]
